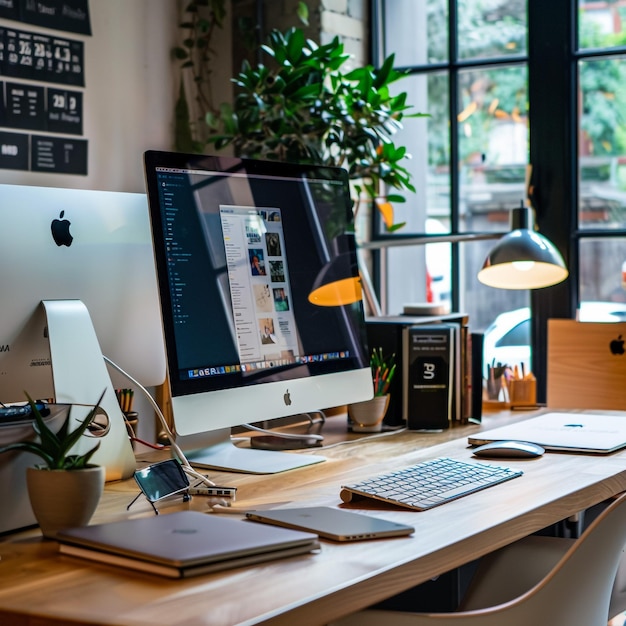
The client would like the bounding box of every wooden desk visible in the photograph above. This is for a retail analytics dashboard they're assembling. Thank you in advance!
[2,411,626,626]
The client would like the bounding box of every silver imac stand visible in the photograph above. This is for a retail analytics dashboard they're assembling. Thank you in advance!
[175,428,325,474]
[42,300,136,481]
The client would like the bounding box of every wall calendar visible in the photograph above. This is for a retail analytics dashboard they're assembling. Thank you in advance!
[0,0,89,174]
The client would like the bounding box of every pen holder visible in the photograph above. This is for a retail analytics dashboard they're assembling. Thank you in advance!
[482,374,511,410]
[509,378,537,407]
[485,375,509,402]
[348,395,389,433]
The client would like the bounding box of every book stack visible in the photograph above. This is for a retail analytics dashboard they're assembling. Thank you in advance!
[366,314,479,430]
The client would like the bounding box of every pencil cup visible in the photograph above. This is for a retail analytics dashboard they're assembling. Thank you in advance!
[509,378,537,407]
[348,395,389,433]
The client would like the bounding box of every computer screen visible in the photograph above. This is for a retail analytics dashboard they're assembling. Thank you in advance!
[144,151,373,473]
[0,184,167,480]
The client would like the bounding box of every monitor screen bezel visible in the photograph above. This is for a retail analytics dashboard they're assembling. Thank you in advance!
[144,150,372,408]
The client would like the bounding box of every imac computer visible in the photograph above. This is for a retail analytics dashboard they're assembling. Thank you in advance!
[144,151,373,473]
[0,184,167,483]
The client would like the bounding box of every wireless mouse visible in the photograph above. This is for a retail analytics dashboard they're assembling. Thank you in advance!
[472,440,545,459]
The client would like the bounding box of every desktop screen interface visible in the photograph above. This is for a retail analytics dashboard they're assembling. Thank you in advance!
[147,155,369,399]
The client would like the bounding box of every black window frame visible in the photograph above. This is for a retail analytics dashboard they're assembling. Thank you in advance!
[371,0,626,401]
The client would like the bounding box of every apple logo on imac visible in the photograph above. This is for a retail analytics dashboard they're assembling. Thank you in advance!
[610,334,625,355]
[51,211,73,247]
[283,389,292,406]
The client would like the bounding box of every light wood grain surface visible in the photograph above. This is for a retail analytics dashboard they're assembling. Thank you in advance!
[2,410,626,626]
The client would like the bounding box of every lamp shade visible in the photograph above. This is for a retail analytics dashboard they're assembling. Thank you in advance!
[477,204,568,290]
[308,252,363,306]
[308,233,363,306]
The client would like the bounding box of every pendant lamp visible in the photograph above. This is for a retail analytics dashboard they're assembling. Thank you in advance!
[477,201,568,290]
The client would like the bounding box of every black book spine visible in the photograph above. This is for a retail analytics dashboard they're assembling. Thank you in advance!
[470,332,484,423]
[403,325,453,430]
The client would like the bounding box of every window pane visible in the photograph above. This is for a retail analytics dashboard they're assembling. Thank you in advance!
[579,238,626,310]
[383,0,448,65]
[384,71,450,235]
[578,57,626,228]
[385,242,451,314]
[458,65,528,233]
[457,0,527,60]
[579,0,626,51]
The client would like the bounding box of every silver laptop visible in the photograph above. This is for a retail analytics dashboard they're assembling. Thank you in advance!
[56,510,320,578]
[468,412,626,454]
[246,506,415,542]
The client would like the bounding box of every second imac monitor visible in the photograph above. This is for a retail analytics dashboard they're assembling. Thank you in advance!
[144,151,373,473]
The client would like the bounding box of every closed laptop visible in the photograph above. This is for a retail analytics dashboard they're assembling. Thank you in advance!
[246,506,414,541]
[468,411,626,454]
[56,510,319,578]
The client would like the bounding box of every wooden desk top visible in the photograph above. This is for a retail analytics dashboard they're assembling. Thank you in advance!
[2,410,626,626]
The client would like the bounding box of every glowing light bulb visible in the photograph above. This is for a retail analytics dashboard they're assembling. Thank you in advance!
[512,261,535,272]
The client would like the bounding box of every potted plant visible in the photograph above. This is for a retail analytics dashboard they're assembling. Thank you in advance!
[0,392,106,537]
[201,26,426,232]
[348,348,396,432]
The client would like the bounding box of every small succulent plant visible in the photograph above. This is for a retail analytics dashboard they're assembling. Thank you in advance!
[0,391,105,470]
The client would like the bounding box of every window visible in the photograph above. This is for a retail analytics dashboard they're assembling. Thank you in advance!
[371,1,626,398]
[372,0,530,367]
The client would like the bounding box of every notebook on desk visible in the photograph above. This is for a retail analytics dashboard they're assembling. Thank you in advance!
[547,319,626,410]
[56,510,320,578]
[468,412,626,454]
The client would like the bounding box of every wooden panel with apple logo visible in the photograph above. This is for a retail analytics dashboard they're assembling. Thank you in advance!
[547,319,626,410]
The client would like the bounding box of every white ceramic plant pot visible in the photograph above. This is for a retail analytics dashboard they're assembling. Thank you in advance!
[26,465,105,538]
[348,394,390,433]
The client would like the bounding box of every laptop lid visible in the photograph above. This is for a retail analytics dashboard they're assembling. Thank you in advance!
[246,506,415,542]
[547,319,626,411]
[56,510,319,568]
[468,412,626,454]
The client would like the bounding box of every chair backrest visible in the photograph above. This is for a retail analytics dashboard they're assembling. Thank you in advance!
[333,493,626,626]
[500,491,626,625]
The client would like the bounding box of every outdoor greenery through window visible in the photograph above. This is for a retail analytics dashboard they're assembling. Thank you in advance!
[375,0,530,376]
[373,0,626,390]
[576,3,626,302]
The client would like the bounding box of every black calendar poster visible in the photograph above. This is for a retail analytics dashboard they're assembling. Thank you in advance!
[18,0,91,35]
[47,87,82,134]
[0,130,28,169]
[31,134,86,174]
[0,0,19,22]
[3,80,45,129]
[0,27,85,85]
[0,3,88,175]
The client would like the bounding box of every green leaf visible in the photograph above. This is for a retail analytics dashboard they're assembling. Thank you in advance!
[373,54,395,89]
[286,28,305,64]
[297,2,309,26]
[386,222,407,232]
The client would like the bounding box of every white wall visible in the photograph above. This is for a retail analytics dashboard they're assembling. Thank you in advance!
[0,0,179,192]
[0,2,186,442]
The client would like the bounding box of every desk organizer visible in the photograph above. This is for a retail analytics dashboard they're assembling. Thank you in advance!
[509,377,537,408]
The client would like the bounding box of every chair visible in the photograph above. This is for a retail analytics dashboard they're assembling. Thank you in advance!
[333,491,626,626]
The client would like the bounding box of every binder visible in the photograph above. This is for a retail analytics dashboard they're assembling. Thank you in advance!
[403,324,454,430]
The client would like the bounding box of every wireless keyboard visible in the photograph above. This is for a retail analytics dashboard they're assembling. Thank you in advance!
[340,457,523,511]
